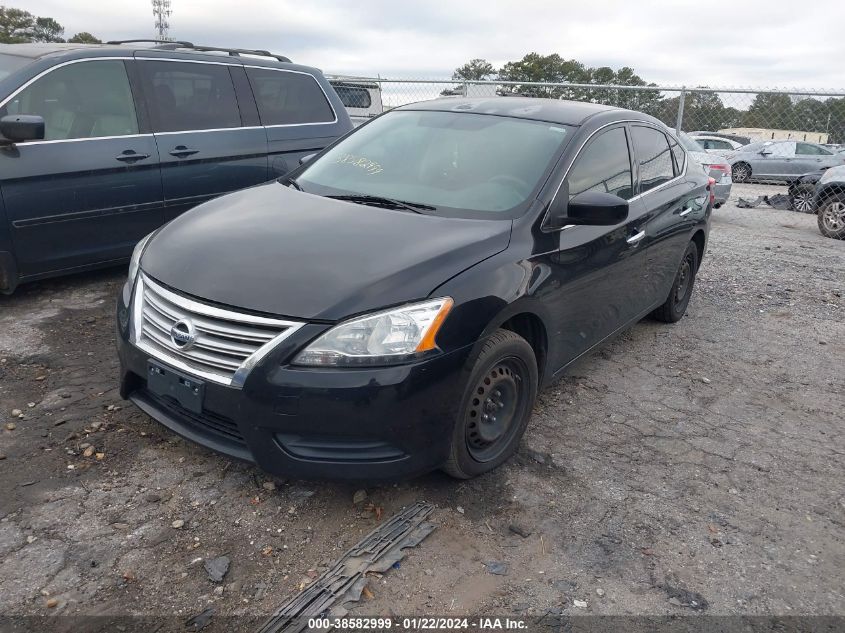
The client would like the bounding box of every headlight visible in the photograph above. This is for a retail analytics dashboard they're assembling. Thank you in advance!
[292,297,454,367]
[128,232,154,282]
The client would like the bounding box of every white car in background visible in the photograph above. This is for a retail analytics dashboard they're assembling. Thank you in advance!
[689,134,744,153]
[328,78,383,126]
[679,132,732,207]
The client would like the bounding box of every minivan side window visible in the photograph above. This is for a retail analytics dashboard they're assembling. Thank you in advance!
[566,127,633,200]
[246,68,335,125]
[0,60,138,140]
[139,61,241,133]
[632,126,674,193]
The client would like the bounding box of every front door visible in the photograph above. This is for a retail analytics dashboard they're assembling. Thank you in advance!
[534,125,652,370]
[136,59,269,221]
[0,59,163,277]
[759,141,796,179]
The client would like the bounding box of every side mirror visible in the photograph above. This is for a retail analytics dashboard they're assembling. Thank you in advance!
[547,191,629,228]
[0,115,45,143]
[299,153,317,166]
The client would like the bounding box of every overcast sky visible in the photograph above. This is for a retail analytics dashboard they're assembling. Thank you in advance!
[16,0,845,89]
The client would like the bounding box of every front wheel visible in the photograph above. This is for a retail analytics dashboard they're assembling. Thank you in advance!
[817,193,845,239]
[442,329,538,479]
[652,242,699,323]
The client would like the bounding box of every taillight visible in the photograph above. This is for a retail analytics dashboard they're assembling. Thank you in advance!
[707,163,730,174]
[707,177,716,205]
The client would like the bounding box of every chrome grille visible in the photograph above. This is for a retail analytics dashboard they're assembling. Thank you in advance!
[131,275,304,388]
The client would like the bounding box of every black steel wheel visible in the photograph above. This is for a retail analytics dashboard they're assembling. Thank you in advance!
[443,329,538,479]
[652,242,699,323]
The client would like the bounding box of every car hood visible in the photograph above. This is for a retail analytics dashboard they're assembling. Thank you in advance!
[140,182,512,321]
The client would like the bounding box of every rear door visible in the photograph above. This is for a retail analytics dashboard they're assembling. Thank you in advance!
[0,58,163,277]
[244,66,349,177]
[136,59,269,221]
[629,125,701,308]
[796,142,842,172]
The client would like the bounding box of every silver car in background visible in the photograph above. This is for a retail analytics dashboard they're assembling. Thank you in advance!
[719,140,845,183]
[679,132,732,207]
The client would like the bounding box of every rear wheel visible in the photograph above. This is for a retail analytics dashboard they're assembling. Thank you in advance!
[442,329,538,479]
[652,242,699,323]
[789,184,816,213]
[817,193,845,239]
[732,162,751,183]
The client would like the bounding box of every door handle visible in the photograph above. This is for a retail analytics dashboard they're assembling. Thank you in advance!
[626,230,645,245]
[169,146,199,158]
[679,206,693,217]
[115,150,150,163]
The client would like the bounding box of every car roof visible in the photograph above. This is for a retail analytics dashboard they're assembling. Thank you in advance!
[0,42,318,74]
[396,97,655,127]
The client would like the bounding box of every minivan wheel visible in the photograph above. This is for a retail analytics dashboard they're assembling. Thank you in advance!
[442,329,538,479]
[732,162,751,183]
[817,193,845,239]
[652,242,699,323]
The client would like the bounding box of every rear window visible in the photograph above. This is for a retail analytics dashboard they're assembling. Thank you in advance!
[332,84,372,109]
[0,53,29,81]
[246,68,335,125]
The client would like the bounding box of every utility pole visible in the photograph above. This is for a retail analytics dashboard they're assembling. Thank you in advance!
[151,0,172,41]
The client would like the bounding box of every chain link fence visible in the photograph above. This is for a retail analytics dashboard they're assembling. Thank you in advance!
[334,78,845,146]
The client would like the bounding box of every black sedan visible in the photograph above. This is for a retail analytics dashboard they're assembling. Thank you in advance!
[116,98,711,479]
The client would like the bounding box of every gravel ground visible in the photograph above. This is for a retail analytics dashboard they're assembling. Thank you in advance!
[0,183,843,626]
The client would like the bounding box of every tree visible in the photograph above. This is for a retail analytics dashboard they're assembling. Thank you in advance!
[68,31,100,44]
[498,53,591,99]
[743,93,794,129]
[30,16,63,42]
[0,6,98,44]
[452,58,495,81]
[0,6,34,43]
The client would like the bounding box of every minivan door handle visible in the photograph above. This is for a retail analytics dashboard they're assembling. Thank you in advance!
[115,150,150,163]
[626,230,646,245]
[169,146,199,158]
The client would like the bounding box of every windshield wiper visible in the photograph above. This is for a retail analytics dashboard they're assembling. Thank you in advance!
[284,176,303,191]
[327,194,436,213]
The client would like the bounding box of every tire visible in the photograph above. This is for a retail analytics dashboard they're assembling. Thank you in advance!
[789,184,817,214]
[817,192,845,239]
[732,162,751,183]
[442,329,538,479]
[651,242,699,323]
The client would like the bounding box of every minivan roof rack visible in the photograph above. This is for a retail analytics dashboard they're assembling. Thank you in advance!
[105,39,292,63]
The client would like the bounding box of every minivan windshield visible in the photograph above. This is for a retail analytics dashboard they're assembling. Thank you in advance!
[296,110,572,217]
[0,53,29,81]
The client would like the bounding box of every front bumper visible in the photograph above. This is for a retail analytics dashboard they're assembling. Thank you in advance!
[116,292,473,480]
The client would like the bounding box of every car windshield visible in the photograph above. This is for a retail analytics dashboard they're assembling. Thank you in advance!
[0,53,29,81]
[679,132,705,153]
[296,110,572,217]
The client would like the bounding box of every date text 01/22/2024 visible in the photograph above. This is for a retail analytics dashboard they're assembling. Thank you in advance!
[305,617,527,630]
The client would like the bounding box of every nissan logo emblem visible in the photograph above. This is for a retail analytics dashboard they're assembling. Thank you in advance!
[170,318,198,350]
